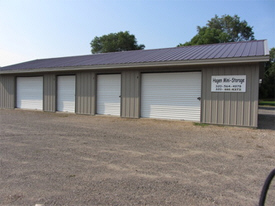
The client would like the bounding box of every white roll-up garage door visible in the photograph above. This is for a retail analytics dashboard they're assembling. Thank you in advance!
[97,74,121,116]
[17,76,43,110]
[141,72,201,121]
[57,75,75,113]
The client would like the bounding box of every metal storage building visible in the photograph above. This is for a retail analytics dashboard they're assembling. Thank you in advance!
[0,40,269,127]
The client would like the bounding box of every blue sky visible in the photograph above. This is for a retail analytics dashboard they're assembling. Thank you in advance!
[0,0,274,67]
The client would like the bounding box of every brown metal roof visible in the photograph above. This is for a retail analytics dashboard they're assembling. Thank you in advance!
[0,40,269,72]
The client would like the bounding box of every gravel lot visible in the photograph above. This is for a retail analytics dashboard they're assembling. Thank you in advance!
[0,108,275,206]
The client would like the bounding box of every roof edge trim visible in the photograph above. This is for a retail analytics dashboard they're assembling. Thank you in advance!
[264,40,270,56]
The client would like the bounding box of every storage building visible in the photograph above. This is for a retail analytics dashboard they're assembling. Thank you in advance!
[0,40,269,127]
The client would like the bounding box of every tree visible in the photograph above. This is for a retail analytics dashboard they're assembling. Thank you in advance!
[259,48,275,99]
[178,14,255,46]
[90,31,145,54]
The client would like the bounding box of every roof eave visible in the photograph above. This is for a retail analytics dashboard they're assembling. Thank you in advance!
[0,55,270,74]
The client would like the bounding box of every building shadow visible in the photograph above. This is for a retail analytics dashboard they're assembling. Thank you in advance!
[258,107,275,130]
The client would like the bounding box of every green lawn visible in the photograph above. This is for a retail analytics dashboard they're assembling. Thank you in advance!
[259,100,275,106]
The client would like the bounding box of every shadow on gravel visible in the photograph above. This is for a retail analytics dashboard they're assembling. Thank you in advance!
[258,107,275,130]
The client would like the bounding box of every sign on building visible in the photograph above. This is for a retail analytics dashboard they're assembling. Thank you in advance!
[211,75,246,92]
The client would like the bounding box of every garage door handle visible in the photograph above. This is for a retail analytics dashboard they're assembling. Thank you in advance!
[197,97,201,101]
[119,95,121,98]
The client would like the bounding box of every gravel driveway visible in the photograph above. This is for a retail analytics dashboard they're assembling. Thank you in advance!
[0,108,275,206]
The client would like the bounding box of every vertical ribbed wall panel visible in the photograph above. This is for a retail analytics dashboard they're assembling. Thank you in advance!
[201,64,259,127]
[0,75,15,109]
[76,71,95,115]
[121,71,140,118]
[43,74,56,112]
[249,65,259,127]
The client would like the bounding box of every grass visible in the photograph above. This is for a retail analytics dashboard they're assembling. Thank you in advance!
[259,100,275,106]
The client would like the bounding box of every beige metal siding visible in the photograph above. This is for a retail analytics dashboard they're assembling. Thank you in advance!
[201,64,259,127]
[76,71,95,115]
[44,74,56,112]
[0,75,15,109]
[121,71,140,118]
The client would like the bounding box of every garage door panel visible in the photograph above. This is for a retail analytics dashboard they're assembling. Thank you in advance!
[143,106,200,120]
[97,74,121,116]
[17,77,43,110]
[57,76,75,113]
[141,72,201,121]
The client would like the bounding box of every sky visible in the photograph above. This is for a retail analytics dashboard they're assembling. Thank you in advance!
[0,0,274,67]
